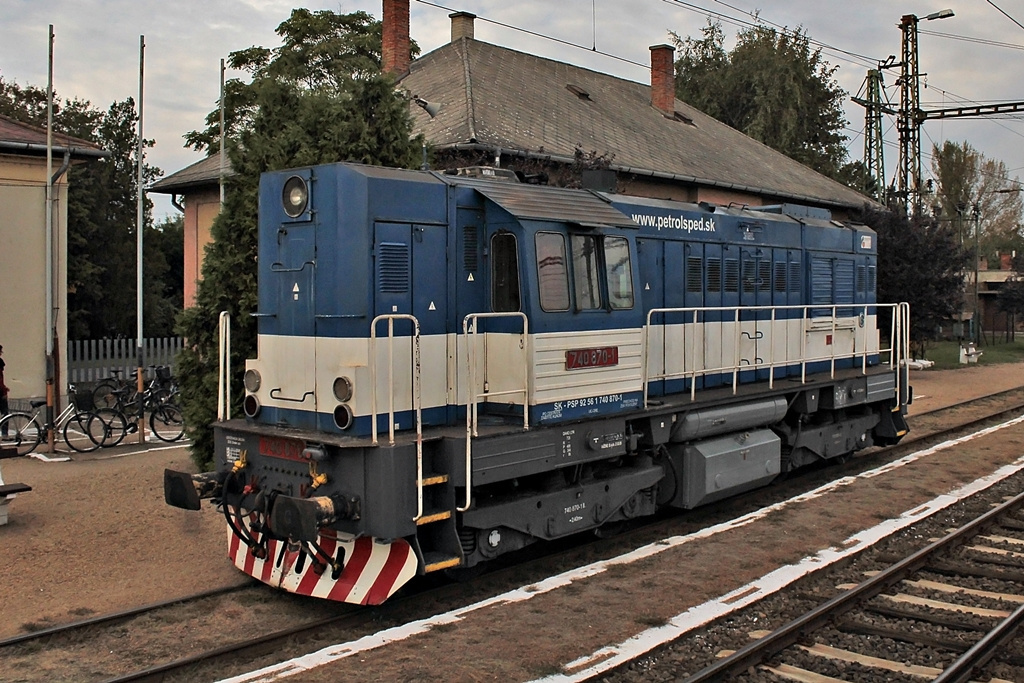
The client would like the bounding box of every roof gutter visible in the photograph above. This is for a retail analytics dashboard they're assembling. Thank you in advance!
[0,140,109,159]
[434,142,877,211]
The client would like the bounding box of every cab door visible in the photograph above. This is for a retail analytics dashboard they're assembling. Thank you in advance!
[265,209,318,425]
[373,222,448,429]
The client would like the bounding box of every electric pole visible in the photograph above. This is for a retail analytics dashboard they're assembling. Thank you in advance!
[852,66,894,204]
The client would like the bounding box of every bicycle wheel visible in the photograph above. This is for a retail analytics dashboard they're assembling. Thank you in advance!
[63,411,102,453]
[0,413,43,456]
[150,404,185,442]
[87,409,127,448]
[92,382,119,409]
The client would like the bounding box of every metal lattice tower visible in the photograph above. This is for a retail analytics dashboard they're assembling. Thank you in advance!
[853,68,893,204]
[895,13,922,213]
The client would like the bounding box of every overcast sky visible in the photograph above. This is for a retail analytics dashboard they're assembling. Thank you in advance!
[3,1,1024,219]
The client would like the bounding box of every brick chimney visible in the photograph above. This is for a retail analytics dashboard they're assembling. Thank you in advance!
[650,44,676,115]
[450,11,476,42]
[382,0,410,77]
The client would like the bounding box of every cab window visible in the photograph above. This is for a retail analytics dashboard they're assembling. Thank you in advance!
[572,234,602,310]
[491,232,521,312]
[535,232,570,311]
[604,236,634,309]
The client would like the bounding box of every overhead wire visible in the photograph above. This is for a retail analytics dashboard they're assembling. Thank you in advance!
[413,0,648,69]
[412,0,1020,185]
[659,0,880,69]
[986,0,1024,33]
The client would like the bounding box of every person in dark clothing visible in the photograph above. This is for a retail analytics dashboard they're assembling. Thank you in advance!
[0,345,8,437]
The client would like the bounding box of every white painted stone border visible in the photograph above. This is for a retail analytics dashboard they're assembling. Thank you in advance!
[218,413,1024,683]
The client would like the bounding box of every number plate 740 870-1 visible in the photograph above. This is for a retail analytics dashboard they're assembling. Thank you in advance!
[565,346,619,371]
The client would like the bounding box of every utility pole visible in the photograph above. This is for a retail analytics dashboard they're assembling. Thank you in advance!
[893,10,953,215]
[852,66,895,204]
[888,9,1024,216]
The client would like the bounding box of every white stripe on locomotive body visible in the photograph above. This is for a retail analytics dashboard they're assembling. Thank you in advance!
[247,311,884,430]
[644,314,879,382]
[250,333,450,418]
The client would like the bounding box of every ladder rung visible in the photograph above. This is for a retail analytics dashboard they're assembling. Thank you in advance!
[420,474,449,486]
[416,510,452,525]
[423,555,461,573]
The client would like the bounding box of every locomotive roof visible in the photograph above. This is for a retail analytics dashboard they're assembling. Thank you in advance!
[400,39,875,213]
[442,173,637,229]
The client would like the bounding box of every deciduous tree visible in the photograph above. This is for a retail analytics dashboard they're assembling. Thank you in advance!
[671,20,853,181]
[929,140,1024,266]
[175,9,423,467]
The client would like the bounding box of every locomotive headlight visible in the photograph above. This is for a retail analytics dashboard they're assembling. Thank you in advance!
[243,369,262,393]
[332,376,353,402]
[282,176,308,218]
[244,394,261,418]
[333,404,354,430]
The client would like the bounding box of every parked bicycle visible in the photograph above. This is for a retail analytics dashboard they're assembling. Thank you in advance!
[0,385,110,454]
[93,365,178,410]
[96,381,185,444]
[91,367,140,409]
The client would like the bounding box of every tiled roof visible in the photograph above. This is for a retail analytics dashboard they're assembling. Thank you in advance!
[150,153,234,193]
[0,114,105,157]
[400,39,873,211]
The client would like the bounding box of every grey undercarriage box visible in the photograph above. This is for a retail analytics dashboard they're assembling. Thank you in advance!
[680,428,781,509]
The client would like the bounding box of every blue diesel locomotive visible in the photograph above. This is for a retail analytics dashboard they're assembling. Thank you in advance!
[165,162,910,605]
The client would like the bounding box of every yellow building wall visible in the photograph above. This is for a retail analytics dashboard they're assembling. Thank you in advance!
[0,154,69,402]
[183,187,220,307]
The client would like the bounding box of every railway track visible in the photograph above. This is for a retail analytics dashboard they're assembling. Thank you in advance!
[3,385,1024,682]
[681,490,1024,682]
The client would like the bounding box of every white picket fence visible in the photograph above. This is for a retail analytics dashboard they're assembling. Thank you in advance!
[67,337,183,385]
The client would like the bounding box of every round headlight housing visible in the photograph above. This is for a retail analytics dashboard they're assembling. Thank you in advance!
[282,176,309,218]
[243,369,262,393]
[243,395,261,418]
[333,404,354,430]
[333,376,353,402]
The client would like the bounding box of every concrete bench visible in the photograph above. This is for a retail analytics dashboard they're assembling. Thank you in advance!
[0,456,31,526]
[959,343,983,364]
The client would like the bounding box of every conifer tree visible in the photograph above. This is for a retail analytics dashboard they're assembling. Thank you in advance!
[176,9,423,466]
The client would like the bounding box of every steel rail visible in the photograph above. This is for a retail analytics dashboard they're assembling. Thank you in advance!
[0,583,249,649]
[933,601,1024,683]
[680,489,1024,682]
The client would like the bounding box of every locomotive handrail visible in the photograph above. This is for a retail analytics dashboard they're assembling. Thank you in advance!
[369,314,424,522]
[218,311,230,421]
[461,311,529,513]
[643,303,905,409]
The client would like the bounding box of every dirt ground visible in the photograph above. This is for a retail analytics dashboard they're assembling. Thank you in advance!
[1,361,1023,679]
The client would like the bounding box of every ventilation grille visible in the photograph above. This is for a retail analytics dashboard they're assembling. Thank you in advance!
[378,242,410,293]
[788,262,801,293]
[725,259,739,293]
[707,258,721,293]
[686,256,703,292]
[463,225,479,273]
